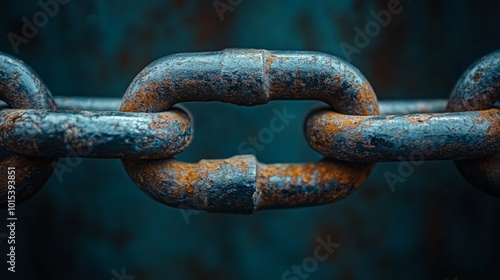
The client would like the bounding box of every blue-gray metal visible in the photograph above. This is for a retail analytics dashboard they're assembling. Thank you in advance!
[120,48,379,115]
[0,108,192,159]
[447,50,500,196]
[0,52,56,207]
[0,96,123,111]
[120,48,378,213]
[306,108,500,162]
[123,155,373,213]
[52,96,122,111]
[1,0,499,279]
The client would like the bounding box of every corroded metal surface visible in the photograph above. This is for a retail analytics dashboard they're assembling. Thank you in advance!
[0,53,56,110]
[123,155,258,213]
[120,48,379,115]
[123,155,373,213]
[1,48,499,210]
[256,159,372,210]
[447,50,500,196]
[0,108,192,159]
[305,108,500,162]
[2,2,499,279]
[120,48,378,212]
[0,52,57,207]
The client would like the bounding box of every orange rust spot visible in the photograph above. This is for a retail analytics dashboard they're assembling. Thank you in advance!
[482,108,500,147]
[473,71,483,82]
[355,81,379,116]
[256,160,373,209]
[407,114,432,125]
[293,79,305,88]
[266,53,277,66]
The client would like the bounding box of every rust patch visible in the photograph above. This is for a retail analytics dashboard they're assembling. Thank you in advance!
[0,52,56,207]
[266,53,277,66]
[256,160,373,210]
[482,108,500,150]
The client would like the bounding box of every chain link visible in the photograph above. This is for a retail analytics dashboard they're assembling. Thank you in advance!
[0,49,498,211]
[0,53,56,206]
[120,49,378,213]
[0,108,192,159]
[447,50,500,196]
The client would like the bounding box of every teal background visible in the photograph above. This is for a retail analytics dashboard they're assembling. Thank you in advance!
[1,0,500,279]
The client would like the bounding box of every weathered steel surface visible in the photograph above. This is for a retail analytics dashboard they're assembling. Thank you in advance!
[123,155,259,213]
[447,50,500,196]
[0,53,56,110]
[120,48,379,115]
[256,159,372,210]
[123,155,372,213]
[0,108,192,159]
[120,48,378,212]
[306,108,500,162]
[0,52,57,207]
[2,1,499,279]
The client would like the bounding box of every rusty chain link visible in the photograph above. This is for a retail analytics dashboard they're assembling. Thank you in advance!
[0,53,57,206]
[0,49,498,211]
[447,50,500,196]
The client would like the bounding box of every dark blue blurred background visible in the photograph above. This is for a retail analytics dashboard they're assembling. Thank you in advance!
[1,0,499,279]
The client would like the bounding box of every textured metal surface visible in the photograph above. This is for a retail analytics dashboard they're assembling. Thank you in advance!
[120,48,378,213]
[256,159,372,210]
[1,1,500,279]
[447,50,500,196]
[123,155,372,213]
[0,53,56,109]
[1,48,498,207]
[123,155,259,213]
[306,108,500,162]
[120,48,380,115]
[0,108,192,159]
[0,52,56,207]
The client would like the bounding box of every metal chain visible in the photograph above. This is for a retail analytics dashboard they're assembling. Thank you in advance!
[0,53,56,206]
[0,49,498,212]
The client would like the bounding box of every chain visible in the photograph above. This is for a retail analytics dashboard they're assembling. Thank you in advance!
[0,49,498,212]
